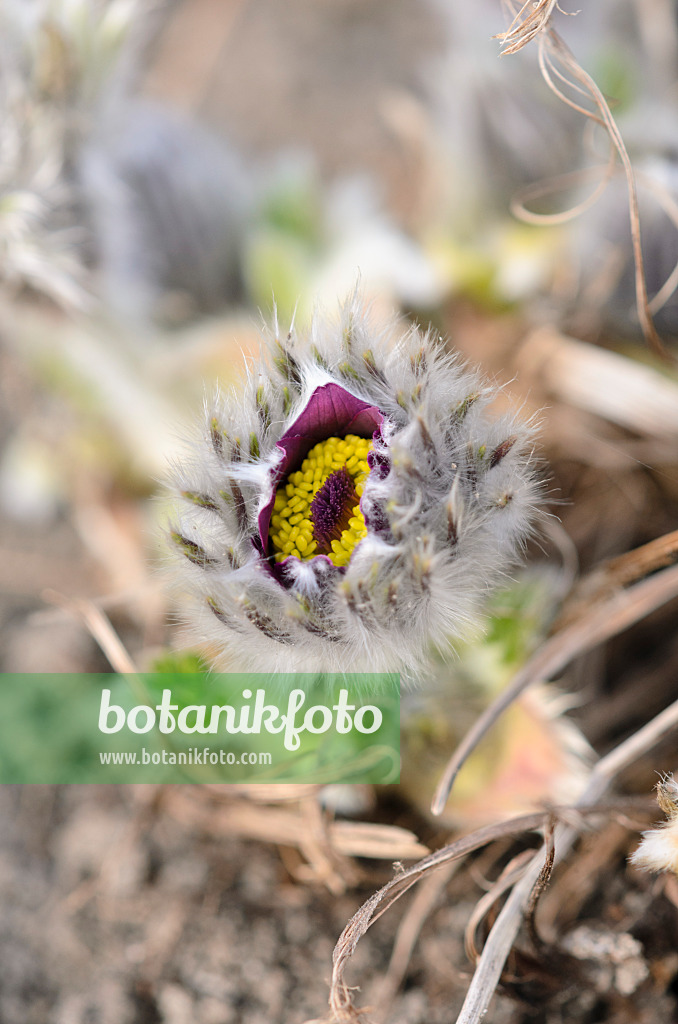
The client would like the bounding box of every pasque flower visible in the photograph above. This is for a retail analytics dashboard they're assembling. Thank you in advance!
[169,297,541,674]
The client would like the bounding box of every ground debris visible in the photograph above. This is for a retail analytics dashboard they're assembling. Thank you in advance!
[561,925,649,996]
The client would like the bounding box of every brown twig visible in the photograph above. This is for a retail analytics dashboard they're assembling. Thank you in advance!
[554,529,678,629]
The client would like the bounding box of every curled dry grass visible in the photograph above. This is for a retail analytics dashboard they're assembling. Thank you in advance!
[497,0,676,361]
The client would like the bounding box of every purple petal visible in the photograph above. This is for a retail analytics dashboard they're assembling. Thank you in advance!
[256,383,383,558]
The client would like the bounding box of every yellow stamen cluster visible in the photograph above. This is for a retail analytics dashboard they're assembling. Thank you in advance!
[270,434,371,566]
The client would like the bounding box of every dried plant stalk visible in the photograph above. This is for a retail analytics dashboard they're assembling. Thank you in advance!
[166,788,429,863]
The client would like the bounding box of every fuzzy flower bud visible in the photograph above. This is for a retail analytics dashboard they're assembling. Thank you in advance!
[631,773,678,876]
[168,297,541,675]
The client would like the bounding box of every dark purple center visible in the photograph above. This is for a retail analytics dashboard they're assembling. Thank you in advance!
[310,468,358,554]
[256,383,383,563]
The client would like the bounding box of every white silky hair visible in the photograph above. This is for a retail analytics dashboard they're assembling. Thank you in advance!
[631,774,678,875]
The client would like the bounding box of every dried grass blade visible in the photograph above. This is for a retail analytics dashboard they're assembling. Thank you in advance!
[537,32,668,357]
[464,850,534,965]
[634,167,678,314]
[555,529,678,628]
[523,816,556,949]
[330,822,429,860]
[510,156,615,226]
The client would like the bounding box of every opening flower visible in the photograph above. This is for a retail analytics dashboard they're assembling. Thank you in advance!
[169,296,541,675]
[269,434,371,566]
